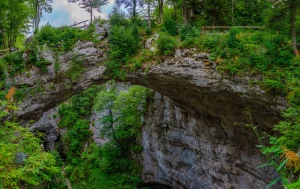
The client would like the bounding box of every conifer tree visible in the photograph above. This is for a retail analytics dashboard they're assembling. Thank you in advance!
[68,0,109,24]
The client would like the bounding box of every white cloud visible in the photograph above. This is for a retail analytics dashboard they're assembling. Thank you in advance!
[43,0,114,26]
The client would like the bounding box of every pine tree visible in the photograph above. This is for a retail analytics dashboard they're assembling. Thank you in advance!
[68,0,109,24]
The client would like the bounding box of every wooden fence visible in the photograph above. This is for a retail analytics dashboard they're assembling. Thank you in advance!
[202,26,264,32]
[0,48,9,57]
[67,20,90,29]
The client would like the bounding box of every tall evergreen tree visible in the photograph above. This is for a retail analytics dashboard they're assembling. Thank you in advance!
[115,0,144,21]
[68,0,109,24]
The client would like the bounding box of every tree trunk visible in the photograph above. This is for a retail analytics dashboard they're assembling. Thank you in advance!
[147,0,151,30]
[290,1,298,55]
[89,0,93,24]
[108,109,124,152]
[133,0,137,21]
[158,0,163,23]
[2,32,7,49]
[34,0,40,32]
[183,0,187,25]
[231,0,234,25]
[173,0,176,20]
[90,9,93,24]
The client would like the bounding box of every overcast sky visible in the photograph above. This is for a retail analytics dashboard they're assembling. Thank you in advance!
[40,0,115,27]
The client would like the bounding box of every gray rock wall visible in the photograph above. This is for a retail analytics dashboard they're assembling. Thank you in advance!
[142,92,281,189]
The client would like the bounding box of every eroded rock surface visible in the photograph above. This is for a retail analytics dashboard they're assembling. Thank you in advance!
[142,92,281,189]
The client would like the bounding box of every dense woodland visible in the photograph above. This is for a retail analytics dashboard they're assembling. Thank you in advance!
[0,0,300,188]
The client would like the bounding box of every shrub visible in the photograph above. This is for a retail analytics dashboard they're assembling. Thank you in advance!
[226,28,241,49]
[0,58,7,82]
[109,8,128,27]
[163,18,178,36]
[34,24,95,52]
[4,51,25,75]
[106,25,140,78]
[156,33,177,56]
[179,24,200,41]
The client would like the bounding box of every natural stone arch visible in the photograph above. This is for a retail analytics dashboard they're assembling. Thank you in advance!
[12,40,285,189]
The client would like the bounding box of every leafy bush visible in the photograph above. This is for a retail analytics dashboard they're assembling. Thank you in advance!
[106,25,140,78]
[0,93,62,189]
[4,51,25,75]
[57,84,147,189]
[0,58,7,83]
[34,24,96,52]
[109,8,128,27]
[65,56,85,82]
[179,24,200,41]
[163,18,178,36]
[156,33,177,55]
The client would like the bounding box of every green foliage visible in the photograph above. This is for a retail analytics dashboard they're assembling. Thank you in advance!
[0,58,6,88]
[63,119,92,164]
[59,86,101,129]
[65,55,86,82]
[32,24,96,53]
[163,18,178,36]
[3,47,51,74]
[57,84,148,189]
[58,86,101,169]
[180,25,200,41]
[194,27,300,187]
[34,25,77,52]
[109,8,128,27]
[0,0,34,49]
[4,51,25,75]
[106,13,141,78]
[156,33,177,56]
[0,97,61,189]
[179,25,200,47]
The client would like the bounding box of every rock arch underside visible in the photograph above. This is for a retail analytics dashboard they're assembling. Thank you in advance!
[10,32,286,189]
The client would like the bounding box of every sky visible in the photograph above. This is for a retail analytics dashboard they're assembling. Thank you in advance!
[40,0,115,27]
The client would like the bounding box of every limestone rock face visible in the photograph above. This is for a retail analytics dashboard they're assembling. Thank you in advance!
[30,107,59,151]
[142,93,281,189]
[14,39,107,122]
[13,35,286,188]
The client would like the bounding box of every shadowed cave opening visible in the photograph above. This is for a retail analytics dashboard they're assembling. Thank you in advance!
[141,182,172,189]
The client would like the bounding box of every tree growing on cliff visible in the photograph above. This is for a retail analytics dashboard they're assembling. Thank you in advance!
[95,84,148,157]
[68,0,109,24]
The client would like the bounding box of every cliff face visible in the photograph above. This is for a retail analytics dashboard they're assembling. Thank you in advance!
[142,92,280,189]
[11,34,286,188]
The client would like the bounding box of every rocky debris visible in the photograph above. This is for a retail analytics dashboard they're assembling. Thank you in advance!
[145,33,159,51]
[94,22,110,40]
